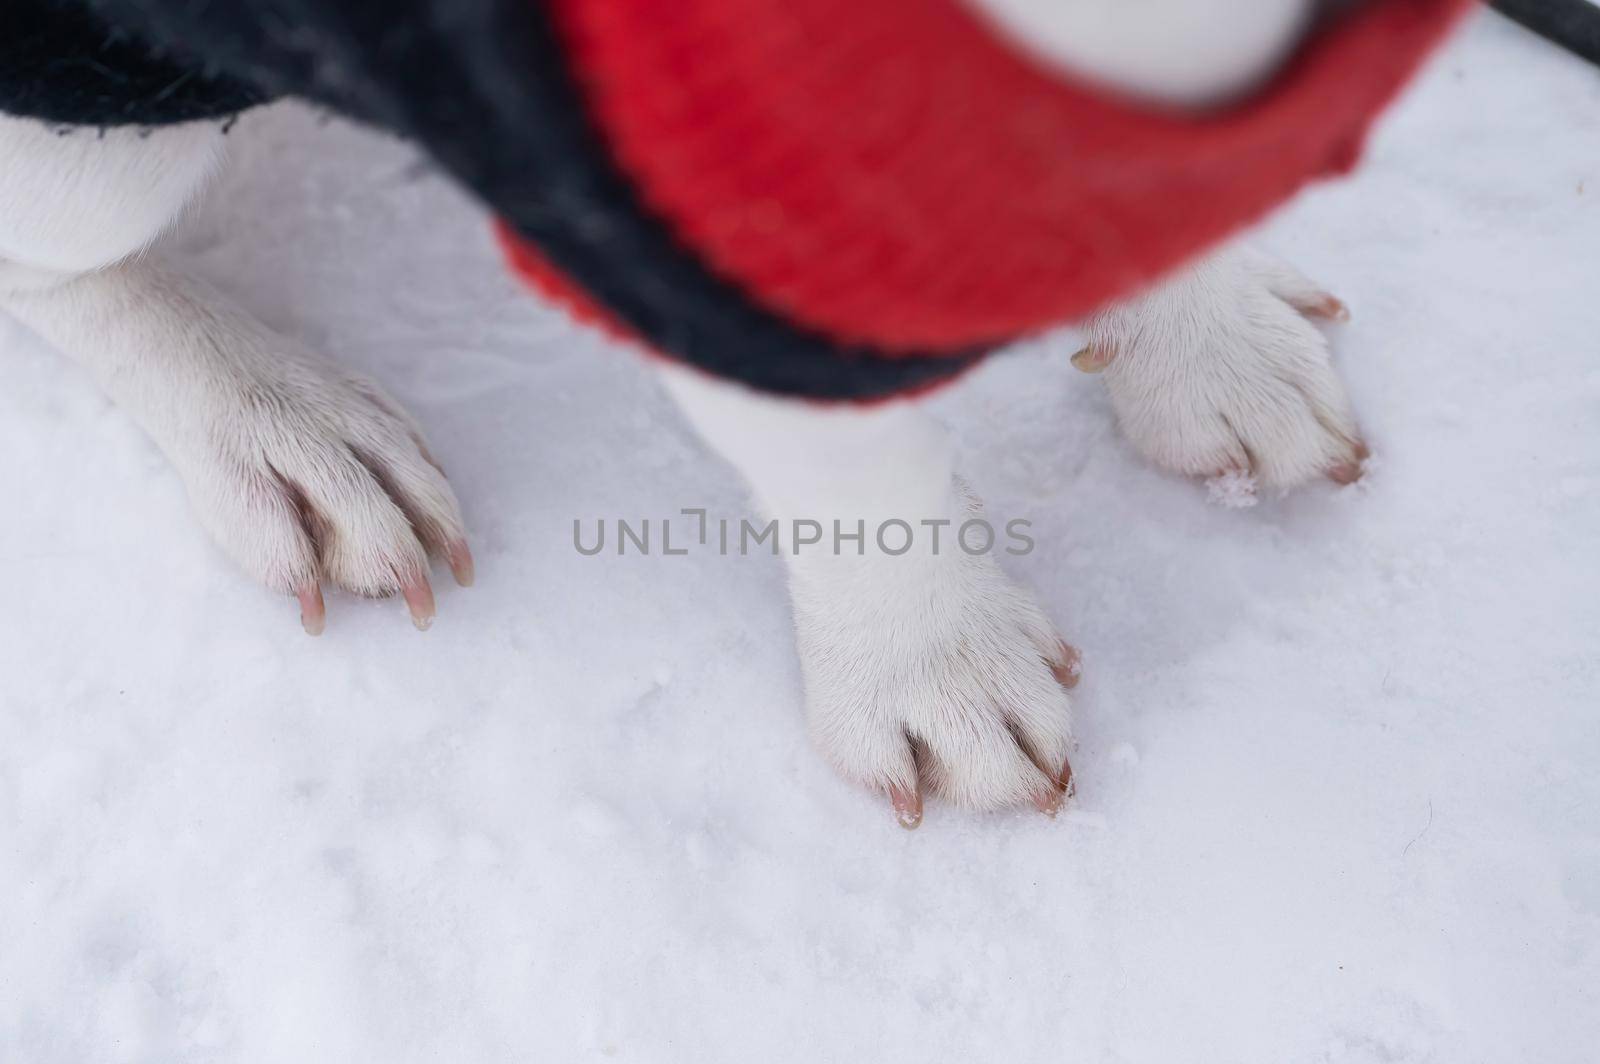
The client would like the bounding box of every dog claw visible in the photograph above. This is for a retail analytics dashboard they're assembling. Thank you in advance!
[889,783,923,830]
[1031,755,1075,818]
[1328,440,1371,485]
[1304,294,1350,322]
[447,539,475,588]
[1032,786,1065,818]
[401,574,436,631]
[1071,345,1115,373]
[1050,641,1083,689]
[1327,462,1364,485]
[297,583,326,636]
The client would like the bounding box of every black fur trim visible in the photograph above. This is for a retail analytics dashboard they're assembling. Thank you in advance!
[1492,0,1600,68]
[0,1,266,127]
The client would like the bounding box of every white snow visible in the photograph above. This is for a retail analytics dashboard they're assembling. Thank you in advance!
[1206,468,1263,508]
[3,11,1598,1063]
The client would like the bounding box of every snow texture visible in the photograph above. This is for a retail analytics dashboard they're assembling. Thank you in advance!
[3,12,1598,1063]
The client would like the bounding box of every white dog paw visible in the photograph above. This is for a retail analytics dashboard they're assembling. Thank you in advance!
[792,546,1079,827]
[1077,245,1368,496]
[165,321,471,634]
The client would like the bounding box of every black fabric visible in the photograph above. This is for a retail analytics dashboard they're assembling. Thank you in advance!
[0,1,266,126]
[1492,0,1600,68]
[0,0,982,400]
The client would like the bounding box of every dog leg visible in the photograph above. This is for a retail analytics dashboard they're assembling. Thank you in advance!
[659,365,1079,826]
[0,113,470,632]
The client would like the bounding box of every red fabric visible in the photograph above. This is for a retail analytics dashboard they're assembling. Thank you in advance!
[535,0,1471,353]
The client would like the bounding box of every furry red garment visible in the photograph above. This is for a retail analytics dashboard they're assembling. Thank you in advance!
[510,0,1471,353]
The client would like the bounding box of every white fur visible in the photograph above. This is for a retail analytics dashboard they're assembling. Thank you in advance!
[1086,244,1363,492]
[658,241,1363,810]
[659,366,1074,810]
[649,2,1358,813]
[0,114,465,600]
[3,2,1367,815]
[0,116,224,279]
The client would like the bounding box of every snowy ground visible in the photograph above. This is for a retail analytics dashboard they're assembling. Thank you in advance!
[3,11,1598,1063]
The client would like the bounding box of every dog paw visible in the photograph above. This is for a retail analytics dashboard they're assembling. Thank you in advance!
[164,320,471,634]
[1077,245,1368,495]
[791,537,1078,827]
